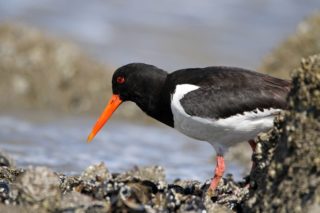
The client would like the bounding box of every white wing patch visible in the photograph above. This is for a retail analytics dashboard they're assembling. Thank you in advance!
[171,84,200,116]
[171,84,280,154]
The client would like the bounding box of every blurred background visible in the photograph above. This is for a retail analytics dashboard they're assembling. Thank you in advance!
[0,0,319,181]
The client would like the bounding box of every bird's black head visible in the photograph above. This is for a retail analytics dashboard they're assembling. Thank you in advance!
[87,63,168,142]
[111,63,167,103]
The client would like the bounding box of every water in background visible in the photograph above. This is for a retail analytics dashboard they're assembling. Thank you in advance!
[0,114,245,181]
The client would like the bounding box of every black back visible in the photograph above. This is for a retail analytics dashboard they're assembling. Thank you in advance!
[164,66,290,119]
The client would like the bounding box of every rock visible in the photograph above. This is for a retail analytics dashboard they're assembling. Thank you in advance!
[0,158,10,168]
[244,54,320,212]
[58,173,81,193]
[172,179,203,195]
[0,22,160,122]
[0,152,13,168]
[80,162,112,182]
[59,191,110,212]
[0,153,253,212]
[117,185,146,212]
[178,195,206,213]
[15,166,61,209]
[0,23,111,114]
[0,23,152,122]
[0,167,23,183]
[115,165,166,183]
[0,204,36,213]
[0,180,10,203]
[12,75,30,95]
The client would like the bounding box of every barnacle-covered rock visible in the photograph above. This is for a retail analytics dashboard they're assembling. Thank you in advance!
[80,162,112,182]
[0,152,14,168]
[59,191,110,212]
[172,179,203,196]
[0,167,23,183]
[0,152,251,213]
[115,165,166,183]
[0,23,151,121]
[117,185,146,212]
[0,180,10,203]
[58,173,81,193]
[14,167,61,209]
[245,54,320,212]
[0,23,112,113]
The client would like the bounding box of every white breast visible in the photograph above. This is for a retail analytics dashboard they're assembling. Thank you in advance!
[171,84,279,155]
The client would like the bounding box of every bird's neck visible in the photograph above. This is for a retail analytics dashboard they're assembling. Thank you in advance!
[134,73,174,127]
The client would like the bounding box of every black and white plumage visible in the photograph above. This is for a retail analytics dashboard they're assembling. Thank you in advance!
[166,67,290,154]
[88,63,291,191]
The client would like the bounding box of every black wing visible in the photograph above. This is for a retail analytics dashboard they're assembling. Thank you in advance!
[168,66,291,119]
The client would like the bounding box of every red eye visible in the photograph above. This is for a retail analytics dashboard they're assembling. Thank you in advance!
[116,76,125,84]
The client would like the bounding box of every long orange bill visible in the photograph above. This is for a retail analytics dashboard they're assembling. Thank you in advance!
[87,94,122,143]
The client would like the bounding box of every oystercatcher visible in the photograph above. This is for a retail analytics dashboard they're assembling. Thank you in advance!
[87,63,290,192]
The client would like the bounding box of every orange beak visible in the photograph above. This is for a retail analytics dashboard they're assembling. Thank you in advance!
[87,94,122,143]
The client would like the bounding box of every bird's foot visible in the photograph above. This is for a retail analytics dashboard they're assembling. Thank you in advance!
[206,155,225,197]
[209,175,222,191]
[206,187,215,197]
[206,177,221,197]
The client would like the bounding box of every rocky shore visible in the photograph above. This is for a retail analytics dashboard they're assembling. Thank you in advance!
[0,12,320,213]
[0,54,319,212]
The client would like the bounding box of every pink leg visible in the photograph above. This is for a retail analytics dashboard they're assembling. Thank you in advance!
[209,155,225,191]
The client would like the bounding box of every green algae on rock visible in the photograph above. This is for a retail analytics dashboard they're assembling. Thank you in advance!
[245,54,320,213]
[260,12,320,79]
